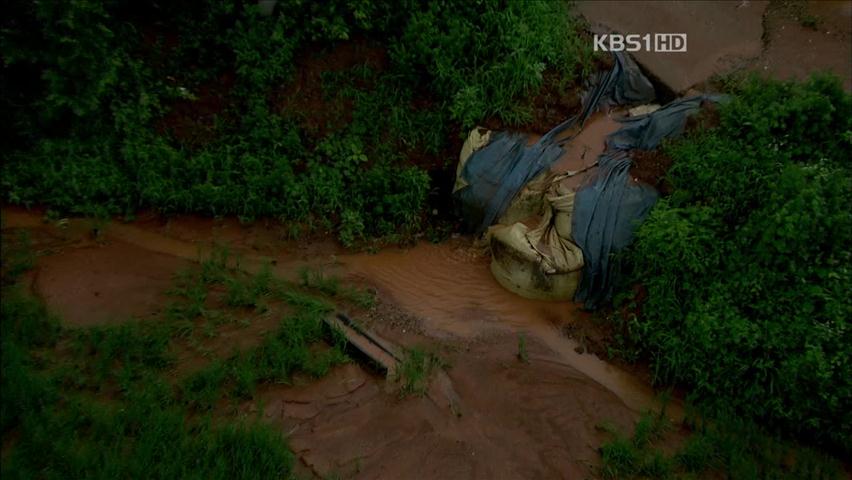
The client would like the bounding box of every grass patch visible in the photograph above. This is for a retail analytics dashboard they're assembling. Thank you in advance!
[182,307,348,404]
[0,242,360,476]
[598,407,844,480]
[516,333,529,363]
[392,347,446,397]
[0,231,35,285]
[299,267,376,309]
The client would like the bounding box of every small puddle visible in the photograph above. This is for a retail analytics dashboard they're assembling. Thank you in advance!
[550,111,623,191]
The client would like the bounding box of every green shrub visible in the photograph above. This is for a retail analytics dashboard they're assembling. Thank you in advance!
[2,0,589,244]
[393,347,445,397]
[599,407,843,479]
[391,0,593,128]
[619,74,852,452]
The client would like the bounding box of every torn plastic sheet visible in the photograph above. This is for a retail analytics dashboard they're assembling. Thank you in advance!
[571,151,657,309]
[572,94,726,309]
[606,94,727,151]
[455,52,655,233]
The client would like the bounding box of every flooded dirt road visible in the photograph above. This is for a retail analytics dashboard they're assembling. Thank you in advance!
[3,207,663,412]
[2,207,675,478]
[344,242,661,416]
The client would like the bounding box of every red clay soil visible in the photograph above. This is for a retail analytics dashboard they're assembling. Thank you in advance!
[758,1,852,90]
[157,72,235,149]
[2,207,674,478]
[272,37,389,139]
[33,238,188,327]
[252,334,638,479]
[684,101,721,132]
[630,148,675,195]
[115,210,346,266]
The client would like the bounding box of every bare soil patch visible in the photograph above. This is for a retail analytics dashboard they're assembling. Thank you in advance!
[254,333,638,479]
[630,148,674,195]
[33,238,187,327]
[758,1,852,89]
[273,37,388,139]
[3,206,673,479]
[157,72,235,148]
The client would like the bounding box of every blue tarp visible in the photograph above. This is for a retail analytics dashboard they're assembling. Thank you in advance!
[455,52,655,233]
[456,50,724,308]
[572,94,726,309]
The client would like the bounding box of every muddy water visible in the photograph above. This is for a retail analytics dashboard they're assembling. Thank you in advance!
[551,111,621,174]
[344,242,664,415]
[260,336,641,479]
[3,207,667,416]
[550,111,623,191]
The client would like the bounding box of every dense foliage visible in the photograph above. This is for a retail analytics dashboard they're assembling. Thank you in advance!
[599,406,842,479]
[618,75,851,452]
[0,0,592,244]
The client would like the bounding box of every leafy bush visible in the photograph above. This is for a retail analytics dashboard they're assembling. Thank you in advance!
[391,0,593,128]
[1,0,591,244]
[599,406,843,479]
[618,75,852,452]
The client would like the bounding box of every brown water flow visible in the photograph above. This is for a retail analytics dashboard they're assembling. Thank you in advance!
[2,207,672,416]
[342,242,666,415]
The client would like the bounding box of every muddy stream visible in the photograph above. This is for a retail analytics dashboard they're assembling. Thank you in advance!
[2,112,678,477]
[4,205,667,416]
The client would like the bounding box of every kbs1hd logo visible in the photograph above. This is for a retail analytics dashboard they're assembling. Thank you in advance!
[594,33,687,53]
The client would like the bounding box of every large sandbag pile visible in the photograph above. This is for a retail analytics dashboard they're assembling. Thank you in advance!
[455,50,725,306]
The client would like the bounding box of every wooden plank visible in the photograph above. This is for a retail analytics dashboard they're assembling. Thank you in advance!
[336,313,403,361]
[324,316,398,375]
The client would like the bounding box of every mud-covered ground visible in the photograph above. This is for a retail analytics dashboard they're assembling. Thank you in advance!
[4,3,849,477]
[2,206,687,479]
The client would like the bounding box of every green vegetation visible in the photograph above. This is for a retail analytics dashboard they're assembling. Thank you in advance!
[614,75,852,453]
[393,347,445,397]
[516,333,529,363]
[0,242,376,477]
[1,0,592,244]
[1,287,297,479]
[298,267,376,309]
[0,230,34,285]
[599,407,843,479]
